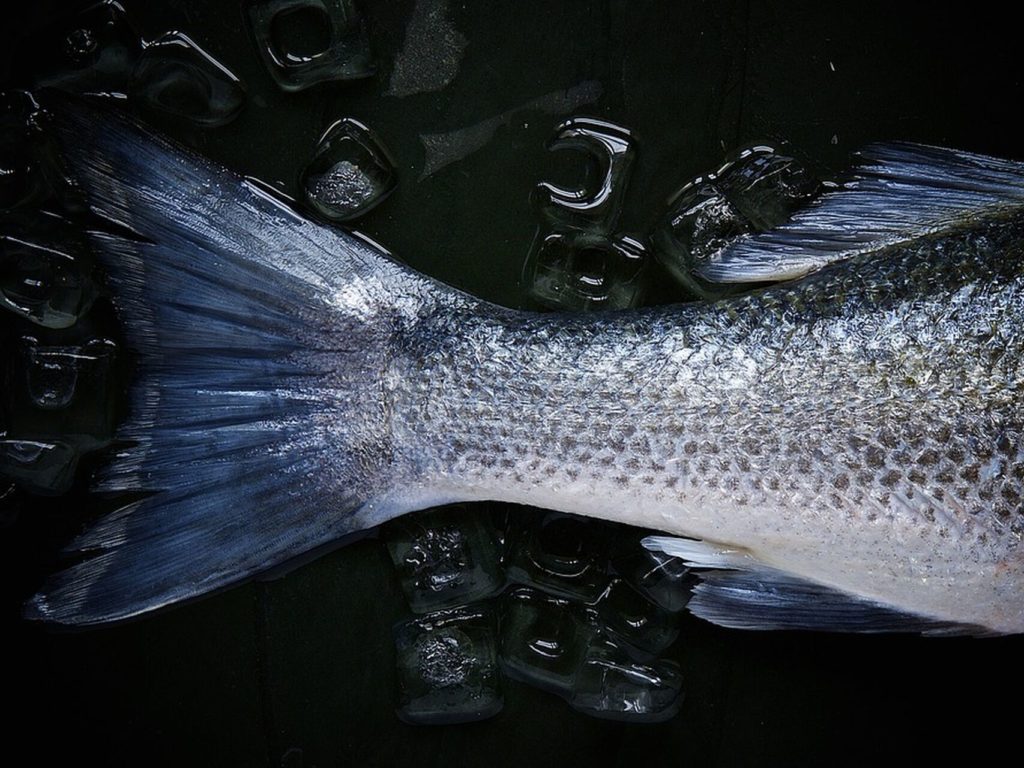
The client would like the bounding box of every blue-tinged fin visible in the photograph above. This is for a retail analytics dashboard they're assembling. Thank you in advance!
[697,142,1024,283]
[642,536,987,635]
[25,91,419,626]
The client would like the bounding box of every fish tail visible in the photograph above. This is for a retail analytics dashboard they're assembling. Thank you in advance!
[25,92,447,626]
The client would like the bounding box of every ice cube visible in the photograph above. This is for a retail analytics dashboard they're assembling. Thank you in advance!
[591,579,681,658]
[393,605,503,725]
[131,32,246,127]
[30,1,143,95]
[246,0,374,92]
[301,118,395,221]
[4,332,118,471]
[498,587,594,695]
[384,505,504,614]
[1,91,49,213]
[569,641,684,722]
[0,213,98,329]
[610,532,697,613]
[526,231,648,311]
[715,145,820,231]
[653,178,751,289]
[505,510,610,601]
[537,117,635,233]
[0,439,80,495]
[653,145,820,290]
[20,336,117,411]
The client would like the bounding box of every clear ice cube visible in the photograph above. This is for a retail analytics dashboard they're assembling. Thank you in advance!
[715,145,821,231]
[4,331,118,467]
[246,0,374,92]
[498,587,595,695]
[384,505,504,613]
[653,145,820,290]
[131,32,246,127]
[0,213,98,329]
[610,532,696,613]
[653,178,751,288]
[592,579,680,658]
[31,1,143,95]
[393,605,503,725]
[537,117,635,233]
[20,336,116,411]
[0,439,80,495]
[569,641,684,722]
[527,117,646,311]
[301,118,395,221]
[505,510,610,601]
[526,231,648,311]
[1,91,49,213]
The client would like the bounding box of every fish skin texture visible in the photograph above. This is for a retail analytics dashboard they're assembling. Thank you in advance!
[24,92,1024,633]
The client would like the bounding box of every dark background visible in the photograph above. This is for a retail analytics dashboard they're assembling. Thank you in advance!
[3,2,1023,766]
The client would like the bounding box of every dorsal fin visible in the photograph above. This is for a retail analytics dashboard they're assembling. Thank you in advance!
[697,142,1024,283]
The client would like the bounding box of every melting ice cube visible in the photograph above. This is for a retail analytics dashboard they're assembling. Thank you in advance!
[393,605,503,725]
[301,118,395,222]
[246,0,374,92]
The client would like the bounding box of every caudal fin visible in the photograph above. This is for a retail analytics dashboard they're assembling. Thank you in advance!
[26,92,434,626]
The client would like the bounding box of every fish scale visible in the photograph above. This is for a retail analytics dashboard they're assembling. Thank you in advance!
[390,217,1024,632]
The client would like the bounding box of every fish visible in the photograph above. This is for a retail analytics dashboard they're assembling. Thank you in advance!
[22,91,1024,635]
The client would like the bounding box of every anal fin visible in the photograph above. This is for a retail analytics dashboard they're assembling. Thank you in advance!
[642,536,986,636]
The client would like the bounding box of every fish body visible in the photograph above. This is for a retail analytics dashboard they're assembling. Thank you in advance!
[388,218,1024,634]
[24,93,1024,634]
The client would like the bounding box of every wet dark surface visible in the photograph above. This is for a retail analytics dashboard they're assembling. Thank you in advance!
[3,2,1024,765]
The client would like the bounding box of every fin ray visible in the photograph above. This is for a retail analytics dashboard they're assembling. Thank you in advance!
[642,536,985,635]
[26,92,409,626]
[698,142,1024,283]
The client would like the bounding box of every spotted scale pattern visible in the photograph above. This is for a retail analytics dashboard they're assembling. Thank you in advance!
[386,215,1024,632]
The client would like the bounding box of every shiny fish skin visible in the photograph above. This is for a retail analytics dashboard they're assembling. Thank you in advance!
[382,215,1024,633]
[24,93,1024,632]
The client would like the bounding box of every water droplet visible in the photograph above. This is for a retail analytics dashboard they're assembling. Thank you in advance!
[131,32,246,127]
[246,0,375,92]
